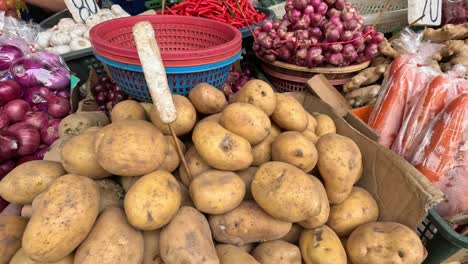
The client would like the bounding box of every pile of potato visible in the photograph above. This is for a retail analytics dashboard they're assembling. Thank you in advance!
[0,80,426,264]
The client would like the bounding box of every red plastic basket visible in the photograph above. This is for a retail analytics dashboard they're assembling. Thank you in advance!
[89,15,242,67]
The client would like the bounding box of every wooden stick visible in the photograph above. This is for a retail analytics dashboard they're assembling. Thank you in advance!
[161,0,166,15]
[372,0,394,29]
[132,21,192,182]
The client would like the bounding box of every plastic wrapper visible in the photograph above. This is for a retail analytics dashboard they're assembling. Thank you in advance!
[392,65,468,157]
[0,12,41,45]
[409,94,468,218]
[368,28,442,148]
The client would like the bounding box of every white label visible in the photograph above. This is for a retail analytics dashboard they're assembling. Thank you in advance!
[408,0,442,26]
[64,0,100,23]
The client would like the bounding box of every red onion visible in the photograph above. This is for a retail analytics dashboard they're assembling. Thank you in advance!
[35,145,48,159]
[0,111,10,130]
[24,111,49,129]
[3,99,30,122]
[0,131,19,161]
[292,0,308,10]
[107,91,116,101]
[0,45,24,71]
[0,80,22,104]
[310,0,321,8]
[45,68,70,91]
[99,75,111,83]
[303,5,314,15]
[10,58,44,88]
[261,20,273,32]
[56,89,70,98]
[104,83,115,91]
[40,119,60,145]
[316,2,328,15]
[95,92,107,104]
[17,155,40,165]
[36,51,65,68]
[91,84,105,95]
[47,94,70,118]
[0,160,15,178]
[23,86,50,111]
[8,123,40,156]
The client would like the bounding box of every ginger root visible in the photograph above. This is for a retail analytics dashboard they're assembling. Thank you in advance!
[424,23,468,43]
[345,85,382,107]
[433,39,468,71]
[371,56,393,67]
[378,38,399,59]
[343,65,388,92]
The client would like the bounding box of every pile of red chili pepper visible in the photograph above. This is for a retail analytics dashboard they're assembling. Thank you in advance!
[165,0,267,29]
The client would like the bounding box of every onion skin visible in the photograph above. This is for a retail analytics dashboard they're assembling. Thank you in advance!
[0,131,19,161]
[40,119,60,145]
[3,99,31,122]
[23,86,50,111]
[24,111,49,130]
[0,80,22,104]
[7,123,40,156]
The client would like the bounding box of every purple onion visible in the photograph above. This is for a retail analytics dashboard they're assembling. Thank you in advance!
[0,45,24,71]
[23,86,50,111]
[36,51,65,68]
[10,58,45,88]
[44,68,70,91]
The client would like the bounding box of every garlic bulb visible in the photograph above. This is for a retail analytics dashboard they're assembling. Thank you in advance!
[85,15,101,27]
[50,31,71,46]
[36,31,52,48]
[83,28,91,39]
[111,5,130,17]
[69,37,92,51]
[69,23,87,38]
[51,45,72,54]
[57,18,76,31]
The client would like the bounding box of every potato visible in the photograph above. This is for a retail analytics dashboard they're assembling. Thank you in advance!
[280,224,302,244]
[0,160,65,204]
[58,111,109,137]
[121,176,140,193]
[313,113,336,137]
[252,124,281,166]
[160,206,219,264]
[230,79,276,116]
[95,179,124,212]
[327,187,379,237]
[271,94,308,131]
[299,175,330,229]
[216,244,259,264]
[192,121,253,171]
[94,120,167,177]
[302,129,319,143]
[0,216,27,263]
[252,240,302,264]
[10,248,73,264]
[190,170,245,214]
[209,201,292,245]
[124,170,181,230]
[219,103,271,145]
[143,230,163,264]
[22,174,100,262]
[43,135,73,163]
[237,243,256,253]
[272,131,318,172]
[140,102,153,120]
[189,83,227,114]
[160,136,186,173]
[199,113,222,124]
[316,134,362,204]
[236,167,258,200]
[305,112,317,132]
[75,207,144,264]
[251,161,320,222]
[61,131,111,179]
[347,222,425,264]
[300,226,347,264]
[179,146,212,186]
[150,95,197,136]
[111,100,146,122]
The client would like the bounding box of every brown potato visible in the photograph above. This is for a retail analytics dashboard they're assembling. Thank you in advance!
[280,224,303,244]
[95,179,124,212]
[252,124,281,166]
[271,93,308,131]
[237,243,256,253]
[199,113,222,124]
[111,100,146,122]
[313,113,336,137]
[190,170,245,214]
[61,131,111,179]
[272,131,318,172]
[160,206,219,264]
[305,112,317,132]
[10,248,73,264]
[236,166,258,200]
[58,112,109,138]
[209,201,292,246]
[252,240,302,264]
[150,95,197,136]
[219,102,271,145]
[189,83,227,114]
[327,187,379,237]
[347,222,425,264]
[22,175,100,262]
[75,207,144,264]
[160,136,186,173]
[230,79,276,116]
[120,176,140,193]
[0,216,27,263]
[302,129,319,143]
[192,121,253,171]
[0,160,65,204]
[140,102,153,120]
[143,230,163,264]
[124,170,181,230]
[299,175,330,229]
[216,244,259,264]
[179,146,212,186]
[316,133,362,204]
[94,120,167,177]
[300,225,347,264]
[251,162,320,222]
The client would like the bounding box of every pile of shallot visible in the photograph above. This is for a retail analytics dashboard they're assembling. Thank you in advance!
[253,0,384,67]
[91,75,128,116]
[0,46,71,177]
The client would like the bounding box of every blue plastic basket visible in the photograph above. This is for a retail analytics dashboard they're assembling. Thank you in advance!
[95,52,240,101]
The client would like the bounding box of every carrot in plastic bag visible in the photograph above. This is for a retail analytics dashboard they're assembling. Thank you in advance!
[410,94,468,217]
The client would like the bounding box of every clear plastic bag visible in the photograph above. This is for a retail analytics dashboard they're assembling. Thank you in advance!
[409,94,468,217]
[0,12,41,45]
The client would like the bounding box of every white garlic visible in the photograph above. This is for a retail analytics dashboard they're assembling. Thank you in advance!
[85,15,102,27]
[36,31,52,48]
[69,23,87,38]
[111,5,130,17]
[83,28,91,39]
[57,18,76,31]
[52,45,72,54]
[69,37,92,51]
[50,30,71,46]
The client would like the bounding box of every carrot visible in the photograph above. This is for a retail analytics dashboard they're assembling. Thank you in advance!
[410,94,468,217]
[388,54,410,77]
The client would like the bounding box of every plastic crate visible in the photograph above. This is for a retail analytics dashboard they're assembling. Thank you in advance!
[417,210,468,264]
[348,0,408,33]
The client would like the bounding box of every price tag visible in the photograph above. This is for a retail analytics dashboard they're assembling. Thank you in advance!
[64,0,100,23]
[408,0,442,26]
